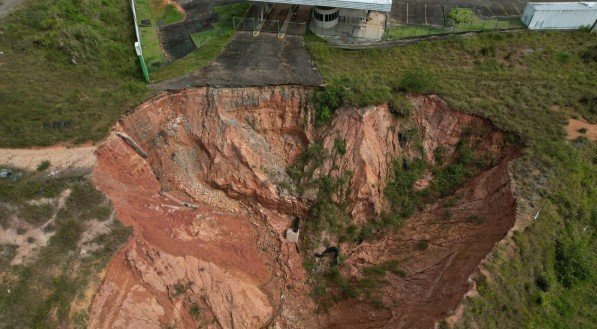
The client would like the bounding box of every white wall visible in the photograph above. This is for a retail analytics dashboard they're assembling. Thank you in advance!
[524,6,597,29]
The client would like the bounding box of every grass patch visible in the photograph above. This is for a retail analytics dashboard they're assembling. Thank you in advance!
[147,0,184,25]
[0,175,131,328]
[0,0,152,147]
[134,0,164,69]
[150,2,249,81]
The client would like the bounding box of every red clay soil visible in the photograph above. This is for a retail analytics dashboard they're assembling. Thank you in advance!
[327,153,518,329]
[88,86,519,329]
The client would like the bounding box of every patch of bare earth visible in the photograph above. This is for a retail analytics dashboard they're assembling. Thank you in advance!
[89,86,519,329]
[566,118,597,141]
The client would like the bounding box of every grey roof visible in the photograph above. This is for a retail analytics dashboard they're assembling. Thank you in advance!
[253,0,392,12]
[528,2,597,11]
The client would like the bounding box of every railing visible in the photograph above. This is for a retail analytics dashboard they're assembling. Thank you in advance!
[387,16,524,40]
[130,0,150,82]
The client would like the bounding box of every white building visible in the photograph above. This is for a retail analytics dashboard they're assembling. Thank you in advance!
[522,2,597,30]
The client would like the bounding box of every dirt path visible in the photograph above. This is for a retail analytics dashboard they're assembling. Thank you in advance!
[0,0,27,18]
[0,145,96,172]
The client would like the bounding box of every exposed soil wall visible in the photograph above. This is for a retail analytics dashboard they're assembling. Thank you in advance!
[90,86,519,329]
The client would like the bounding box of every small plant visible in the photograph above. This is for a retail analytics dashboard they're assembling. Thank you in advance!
[37,160,51,171]
[448,8,474,30]
[416,239,429,250]
[189,303,201,320]
[556,51,571,63]
[317,105,332,126]
[388,93,413,118]
[333,138,347,155]
[433,146,448,165]
[577,128,587,134]
[172,282,191,297]
[466,215,485,224]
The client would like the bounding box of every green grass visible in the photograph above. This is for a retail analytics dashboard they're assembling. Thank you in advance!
[0,173,131,328]
[451,8,523,32]
[134,0,164,69]
[150,2,249,81]
[306,30,596,328]
[0,0,152,147]
[148,0,184,25]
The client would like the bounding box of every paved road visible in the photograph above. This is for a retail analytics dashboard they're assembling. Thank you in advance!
[152,31,323,91]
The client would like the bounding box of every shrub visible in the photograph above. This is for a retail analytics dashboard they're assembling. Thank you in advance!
[554,238,591,288]
[416,239,429,250]
[448,8,474,28]
[317,85,345,110]
[388,93,413,117]
[36,160,50,171]
[316,105,332,126]
[189,303,201,320]
[400,68,436,94]
[334,138,347,155]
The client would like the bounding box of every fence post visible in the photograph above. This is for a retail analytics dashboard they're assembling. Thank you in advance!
[482,19,486,30]
[495,19,499,30]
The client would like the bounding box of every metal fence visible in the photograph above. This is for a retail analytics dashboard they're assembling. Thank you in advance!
[387,15,523,40]
[130,0,150,82]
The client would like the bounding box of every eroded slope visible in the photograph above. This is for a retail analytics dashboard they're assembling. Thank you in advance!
[90,86,519,329]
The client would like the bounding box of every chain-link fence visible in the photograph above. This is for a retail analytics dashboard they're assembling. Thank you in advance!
[387,15,523,40]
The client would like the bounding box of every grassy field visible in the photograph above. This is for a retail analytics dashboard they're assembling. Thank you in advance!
[306,30,596,327]
[150,2,249,81]
[0,171,131,328]
[0,0,152,147]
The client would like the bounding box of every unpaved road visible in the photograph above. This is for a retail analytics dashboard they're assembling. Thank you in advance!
[0,0,26,18]
[0,145,96,172]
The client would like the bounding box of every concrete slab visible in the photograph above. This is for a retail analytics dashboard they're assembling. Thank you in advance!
[151,31,322,91]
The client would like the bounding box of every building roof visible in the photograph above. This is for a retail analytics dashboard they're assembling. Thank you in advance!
[528,2,597,11]
[253,0,393,12]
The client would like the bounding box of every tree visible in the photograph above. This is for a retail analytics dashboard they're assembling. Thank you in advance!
[448,8,474,31]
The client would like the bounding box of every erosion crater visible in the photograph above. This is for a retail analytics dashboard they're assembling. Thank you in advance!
[90,86,519,329]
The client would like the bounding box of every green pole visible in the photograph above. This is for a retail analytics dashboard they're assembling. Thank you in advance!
[139,54,150,82]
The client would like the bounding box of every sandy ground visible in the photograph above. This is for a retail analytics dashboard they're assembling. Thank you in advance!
[566,118,597,141]
[0,0,26,18]
[0,146,96,173]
